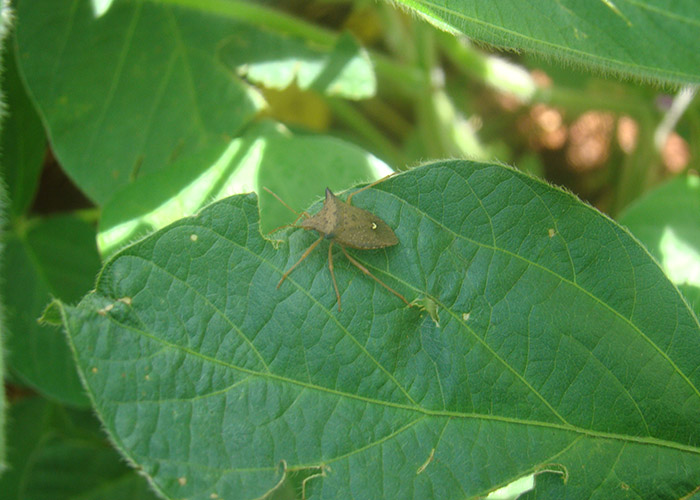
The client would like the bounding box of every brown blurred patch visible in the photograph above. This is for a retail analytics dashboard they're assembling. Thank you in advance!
[662,132,691,173]
[495,92,522,112]
[566,111,614,172]
[616,116,638,154]
[31,148,94,214]
[5,382,37,403]
[530,69,552,88]
[520,104,567,150]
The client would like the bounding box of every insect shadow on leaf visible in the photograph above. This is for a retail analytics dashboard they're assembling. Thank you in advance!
[264,175,410,311]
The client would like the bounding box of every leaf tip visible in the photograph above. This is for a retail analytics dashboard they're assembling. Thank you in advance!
[38,298,65,326]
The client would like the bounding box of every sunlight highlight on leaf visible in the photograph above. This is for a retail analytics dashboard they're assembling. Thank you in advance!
[98,121,390,257]
[598,0,632,27]
[660,227,700,288]
[90,0,115,18]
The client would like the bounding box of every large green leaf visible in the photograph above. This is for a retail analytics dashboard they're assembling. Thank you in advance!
[55,161,700,498]
[4,215,101,407]
[97,121,390,258]
[1,35,45,217]
[15,0,377,206]
[15,0,262,204]
[618,175,700,317]
[393,0,700,85]
[0,397,158,500]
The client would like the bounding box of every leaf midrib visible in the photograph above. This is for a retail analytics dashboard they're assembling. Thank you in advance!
[79,302,700,456]
[86,187,700,457]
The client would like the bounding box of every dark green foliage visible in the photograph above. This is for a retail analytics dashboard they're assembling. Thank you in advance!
[2,0,699,499]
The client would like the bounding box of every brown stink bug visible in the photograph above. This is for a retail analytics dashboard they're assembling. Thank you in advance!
[264,175,409,311]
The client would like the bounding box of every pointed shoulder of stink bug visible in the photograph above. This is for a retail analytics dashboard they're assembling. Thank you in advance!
[300,187,340,236]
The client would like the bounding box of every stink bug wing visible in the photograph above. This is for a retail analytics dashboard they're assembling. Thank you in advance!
[333,201,398,249]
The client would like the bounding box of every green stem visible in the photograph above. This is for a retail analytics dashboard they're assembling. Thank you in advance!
[412,22,442,158]
[438,32,537,101]
[540,86,652,117]
[414,23,488,159]
[688,100,700,163]
[327,98,405,167]
[609,104,658,215]
[358,98,412,140]
[162,0,335,44]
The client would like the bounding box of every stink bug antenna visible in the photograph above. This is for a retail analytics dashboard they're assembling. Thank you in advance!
[263,186,311,234]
